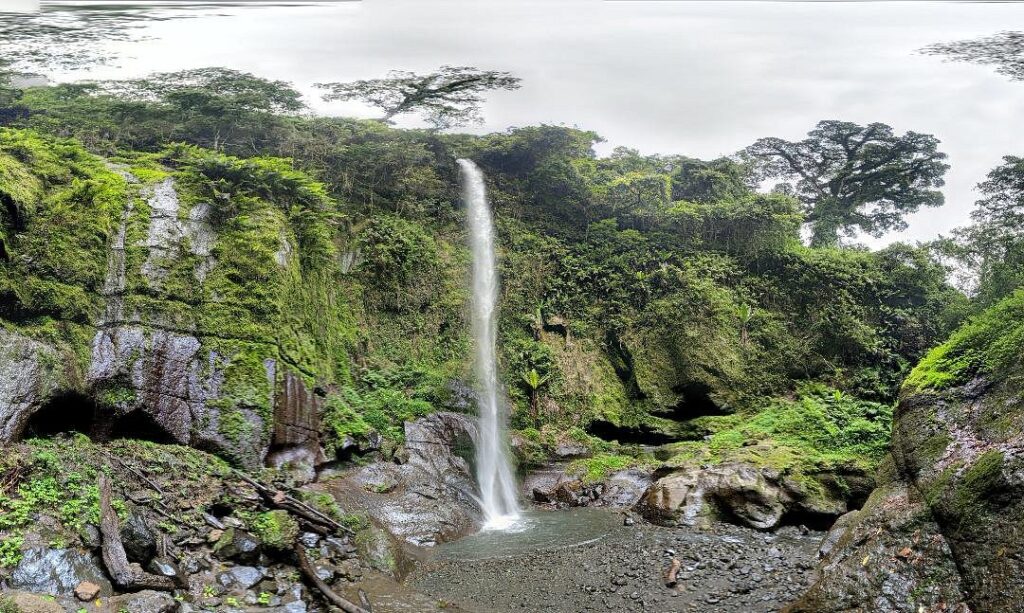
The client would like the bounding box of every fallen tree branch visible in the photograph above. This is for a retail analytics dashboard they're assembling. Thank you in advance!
[235,471,353,535]
[98,473,177,592]
[294,541,371,613]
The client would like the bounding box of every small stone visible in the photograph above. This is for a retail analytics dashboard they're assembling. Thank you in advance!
[299,532,320,548]
[208,529,224,543]
[75,580,101,601]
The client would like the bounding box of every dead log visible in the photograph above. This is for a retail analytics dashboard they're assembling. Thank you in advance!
[664,557,682,587]
[235,471,353,535]
[294,541,371,613]
[98,473,176,591]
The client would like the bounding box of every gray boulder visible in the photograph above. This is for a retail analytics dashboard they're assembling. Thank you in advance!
[321,412,482,547]
[9,547,113,597]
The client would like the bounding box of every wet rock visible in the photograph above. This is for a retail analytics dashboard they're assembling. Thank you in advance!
[213,528,262,564]
[218,565,264,589]
[105,589,177,613]
[817,510,859,560]
[600,469,654,507]
[147,556,180,579]
[353,523,404,577]
[121,512,157,563]
[789,473,968,612]
[0,330,66,443]
[638,463,787,529]
[298,532,320,548]
[9,547,113,597]
[323,412,481,547]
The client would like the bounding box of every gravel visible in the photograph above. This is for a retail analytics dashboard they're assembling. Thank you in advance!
[409,515,822,613]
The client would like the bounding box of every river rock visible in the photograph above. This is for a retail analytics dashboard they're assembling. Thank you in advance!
[218,565,264,589]
[121,512,157,563]
[9,547,113,597]
[213,528,263,564]
[104,589,177,613]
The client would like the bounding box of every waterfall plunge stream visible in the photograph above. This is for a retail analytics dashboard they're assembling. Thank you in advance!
[459,159,523,530]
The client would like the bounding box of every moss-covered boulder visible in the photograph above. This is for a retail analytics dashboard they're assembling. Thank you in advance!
[638,387,888,530]
[787,461,968,612]
[794,290,1024,611]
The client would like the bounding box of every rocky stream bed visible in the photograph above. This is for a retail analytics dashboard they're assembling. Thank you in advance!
[409,509,822,613]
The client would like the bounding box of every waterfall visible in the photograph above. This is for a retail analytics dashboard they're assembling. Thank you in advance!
[458,158,522,530]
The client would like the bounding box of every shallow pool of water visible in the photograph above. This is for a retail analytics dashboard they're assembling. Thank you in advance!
[431,507,626,562]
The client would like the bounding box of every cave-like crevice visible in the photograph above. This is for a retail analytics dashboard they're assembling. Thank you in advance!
[23,392,98,439]
[107,409,177,445]
[586,419,678,446]
[667,381,727,420]
[778,508,841,532]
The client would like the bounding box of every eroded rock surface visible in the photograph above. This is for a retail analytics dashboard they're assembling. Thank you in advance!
[0,330,64,442]
[636,462,857,531]
[320,412,482,548]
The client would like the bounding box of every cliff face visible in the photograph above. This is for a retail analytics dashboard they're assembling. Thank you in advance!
[0,131,347,468]
[792,291,1024,612]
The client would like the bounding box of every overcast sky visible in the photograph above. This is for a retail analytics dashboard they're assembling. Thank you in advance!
[40,0,1024,246]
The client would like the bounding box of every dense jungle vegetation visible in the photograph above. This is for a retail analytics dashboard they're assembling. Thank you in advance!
[1,66,1019,482]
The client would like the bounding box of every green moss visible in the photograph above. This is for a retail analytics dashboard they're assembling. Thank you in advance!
[953,450,1004,514]
[664,386,892,478]
[566,453,640,484]
[251,510,299,551]
[904,290,1024,393]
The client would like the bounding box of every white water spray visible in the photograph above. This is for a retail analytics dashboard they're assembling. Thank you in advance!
[458,158,522,531]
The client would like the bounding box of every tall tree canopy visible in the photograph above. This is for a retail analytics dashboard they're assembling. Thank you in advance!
[316,66,521,129]
[100,67,306,115]
[947,156,1024,306]
[923,31,1024,83]
[745,120,949,247]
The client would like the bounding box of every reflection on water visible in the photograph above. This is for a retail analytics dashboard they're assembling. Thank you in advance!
[0,1,344,71]
[432,508,626,562]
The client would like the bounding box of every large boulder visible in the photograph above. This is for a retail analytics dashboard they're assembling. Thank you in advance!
[793,292,1024,612]
[636,462,853,531]
[524,464,652,508]
[787,463,969,612]
[320,412,482,547]
[9,547,113,597]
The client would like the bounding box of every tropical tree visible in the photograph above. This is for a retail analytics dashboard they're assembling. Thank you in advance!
[98,67,305,150]
[947,155,1024,306]
[745,120,949,247]
[520,368,550,427]
[923,31,1024,83]
[316,66,520,129]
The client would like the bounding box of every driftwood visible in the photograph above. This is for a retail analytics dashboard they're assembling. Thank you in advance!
[664,557,682,587]
[294,541,371,613]
[98,473,176,591]
[235,471,353,535]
